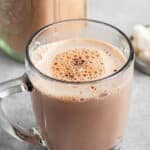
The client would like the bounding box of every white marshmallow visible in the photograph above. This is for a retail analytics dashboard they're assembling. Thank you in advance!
[132,24,150,51]
[139,49,150,62]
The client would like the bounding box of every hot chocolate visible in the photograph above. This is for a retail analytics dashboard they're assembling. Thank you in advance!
[30,39,132,150]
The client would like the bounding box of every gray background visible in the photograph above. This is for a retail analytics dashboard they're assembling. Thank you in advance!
[0,0,150,149]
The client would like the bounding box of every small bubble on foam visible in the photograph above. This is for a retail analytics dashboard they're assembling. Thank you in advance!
[91,86,97,91]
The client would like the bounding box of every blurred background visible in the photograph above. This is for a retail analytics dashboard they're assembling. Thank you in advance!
[0,0,150,149]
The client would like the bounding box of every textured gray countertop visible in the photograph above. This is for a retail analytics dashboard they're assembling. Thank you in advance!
[0,0,150,149]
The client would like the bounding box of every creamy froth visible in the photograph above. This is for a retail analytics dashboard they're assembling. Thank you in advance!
[31,39,126,82]
[29,39,129,102]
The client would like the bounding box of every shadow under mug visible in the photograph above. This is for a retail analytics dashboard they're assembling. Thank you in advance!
[0,19,134,150]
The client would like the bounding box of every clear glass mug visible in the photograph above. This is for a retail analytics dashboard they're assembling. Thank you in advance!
[0,19,134,150]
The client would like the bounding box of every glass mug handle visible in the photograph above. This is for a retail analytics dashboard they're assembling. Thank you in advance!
[0,74,45,146]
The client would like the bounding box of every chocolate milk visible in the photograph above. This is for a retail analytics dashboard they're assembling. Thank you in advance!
[30,39,132,150]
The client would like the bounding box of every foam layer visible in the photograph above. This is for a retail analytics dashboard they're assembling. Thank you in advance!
[51,48,105,81]
[30,38,130,102]
[31,39,126,82]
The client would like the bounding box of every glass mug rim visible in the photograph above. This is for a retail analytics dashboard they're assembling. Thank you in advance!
[25,18,134,84]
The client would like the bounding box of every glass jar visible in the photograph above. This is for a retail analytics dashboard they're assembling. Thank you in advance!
[0,0,86,62]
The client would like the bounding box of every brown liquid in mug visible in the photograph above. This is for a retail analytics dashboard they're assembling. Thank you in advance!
[31,39,132,150]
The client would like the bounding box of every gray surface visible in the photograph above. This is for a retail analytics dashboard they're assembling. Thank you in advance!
[0,0,150,149]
